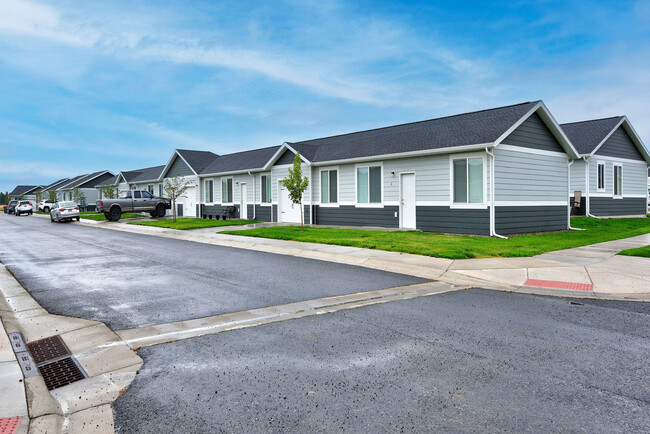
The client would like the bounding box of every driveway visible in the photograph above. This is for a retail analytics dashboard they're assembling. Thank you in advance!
[114,289,650,433]
[0,215,425,330]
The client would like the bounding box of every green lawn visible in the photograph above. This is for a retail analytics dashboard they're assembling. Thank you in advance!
[80,211,148,221]
[222,217,650,259]
[128,218,257,230]
[618,245,650,258]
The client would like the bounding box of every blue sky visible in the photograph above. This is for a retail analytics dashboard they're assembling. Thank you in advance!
[1,0,649,192]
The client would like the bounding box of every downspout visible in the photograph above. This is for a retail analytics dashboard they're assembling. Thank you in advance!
[248,171,256,220]
[567,160,583,230]
[584,156,601,218]
[485,147,507,239]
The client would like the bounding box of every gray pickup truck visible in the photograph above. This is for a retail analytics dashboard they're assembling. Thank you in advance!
[96,190,171,221]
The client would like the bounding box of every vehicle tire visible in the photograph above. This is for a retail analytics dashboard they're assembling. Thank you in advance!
[15,212,19,217]
[103,213,111,221]
[50,214,54,222]
[109,206,121,222]
[76,217,80,222]
[43,207,50,213]
[155,204,166,218]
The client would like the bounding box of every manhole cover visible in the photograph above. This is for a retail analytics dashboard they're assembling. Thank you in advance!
[27,335,71,365]
[39,357,86,391]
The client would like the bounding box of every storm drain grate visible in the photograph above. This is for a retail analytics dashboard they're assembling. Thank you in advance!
[39,357,86,391]
[27,335,71,365]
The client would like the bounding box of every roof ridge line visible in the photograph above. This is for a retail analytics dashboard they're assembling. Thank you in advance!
[560,116,624,126]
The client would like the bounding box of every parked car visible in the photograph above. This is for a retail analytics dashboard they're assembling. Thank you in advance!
[50,201,80,223]
[96,190,170,221]
[39,200,56,213]
[14,201,33,216]
[5,200,18,214]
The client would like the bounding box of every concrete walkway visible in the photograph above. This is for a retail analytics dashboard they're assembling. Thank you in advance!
[47,215,650,301]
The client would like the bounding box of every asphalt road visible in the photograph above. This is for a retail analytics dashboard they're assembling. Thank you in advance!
[0,214,425,329]
[114,289,650,433]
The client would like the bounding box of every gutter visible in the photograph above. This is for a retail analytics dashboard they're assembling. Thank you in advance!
[583,156,601,218]
[567,160,584,230]
[248,171,256,220]
[485,147,507,239]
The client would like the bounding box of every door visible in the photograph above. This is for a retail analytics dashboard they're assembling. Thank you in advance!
[278,180,301,223]
[400,173,416,229]
[182,186,196,217]
[240,183,248,220]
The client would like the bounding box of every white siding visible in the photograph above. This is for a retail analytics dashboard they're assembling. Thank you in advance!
[589,159,647,196]
[569,159,586,196]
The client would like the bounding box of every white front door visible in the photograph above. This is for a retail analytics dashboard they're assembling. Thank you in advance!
[400,173,416,229]
[240,183,248,220]
[278,181,301,223]
[182,186,196,217]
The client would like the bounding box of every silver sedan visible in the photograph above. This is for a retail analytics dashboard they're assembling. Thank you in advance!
[50,201,80,223]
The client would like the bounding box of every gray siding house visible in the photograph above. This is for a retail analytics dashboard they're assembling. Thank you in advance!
[196,100,582,235]
[562,117,650,217]
[57,171,115,210]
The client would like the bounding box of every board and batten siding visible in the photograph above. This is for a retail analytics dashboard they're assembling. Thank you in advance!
[502,112,564,153]
[493,148,568,202]
[595,127,645,161]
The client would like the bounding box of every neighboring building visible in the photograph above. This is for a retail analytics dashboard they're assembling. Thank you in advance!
[160,150,219,217]
[196,100,581,235]
[57,171,115,210]
[41,178,70,198]
[9,185,42,208]
[100,165,167,198]
[562,117,650,217]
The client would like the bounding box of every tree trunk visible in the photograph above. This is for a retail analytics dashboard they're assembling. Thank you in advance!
[172,195,177,222]
[300,198,304,230]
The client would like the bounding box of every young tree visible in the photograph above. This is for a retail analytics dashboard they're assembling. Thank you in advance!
[47,190,58,204]
[18,194,26,200]
[0,192,6,205]
[71,187,86,206]
[98,184,118,200]
[35,189,43,205]
[281,152,309,230]
[163,175,191,222]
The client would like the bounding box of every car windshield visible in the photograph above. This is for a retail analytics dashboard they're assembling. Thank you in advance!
[60,201,76,207]
[10,201,18,205]
[20,201,31,205]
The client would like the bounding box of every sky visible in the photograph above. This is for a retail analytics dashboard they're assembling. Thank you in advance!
[1,0,649,192]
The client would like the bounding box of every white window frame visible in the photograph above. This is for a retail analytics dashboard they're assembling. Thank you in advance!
[204,179,214,204]
[449,152,488,209]
[221,177,234,205]
[260,174,272,206]
[319,166,339,207]
[613,162,623,198]
[158,184,163,197]
[355,162,383,208]
[596,161,606,192]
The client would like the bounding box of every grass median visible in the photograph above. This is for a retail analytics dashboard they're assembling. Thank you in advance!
[128,218,256,230]
[222,217,650,259]
[618,245,650,258]
[80,211,147,220]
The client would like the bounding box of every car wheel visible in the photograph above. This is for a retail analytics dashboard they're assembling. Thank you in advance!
[109,207,121,221]
[15,212,19,217]
[50,214,54,222]
[76,217,80,222]
[43,207,50,213]
[103,213,111,221]
[156,204,166,218]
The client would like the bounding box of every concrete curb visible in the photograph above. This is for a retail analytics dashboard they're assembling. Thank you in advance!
[0,263,143,434]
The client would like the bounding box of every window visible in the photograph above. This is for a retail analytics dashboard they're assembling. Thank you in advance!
[158,184,163,197]
[134,191,141,199]
[613,164,623,196]
[141,191,152,199]
[597,162,605,191]
[320,169,338,204]
[453,157,484,204]
[261,175,272,203]
[357,166,381,204]
[147,184,154,194]
[221,178,233,203]
[205,180,214,203]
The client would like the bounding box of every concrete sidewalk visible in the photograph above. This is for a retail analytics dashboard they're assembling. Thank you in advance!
[44,214,650,301]
[0,318,29,433]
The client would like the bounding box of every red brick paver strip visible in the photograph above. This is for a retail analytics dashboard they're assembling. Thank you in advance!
[0,417,21,434]
[524,279,593,291]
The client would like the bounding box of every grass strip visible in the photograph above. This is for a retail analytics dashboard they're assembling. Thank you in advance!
[128,218,256,230]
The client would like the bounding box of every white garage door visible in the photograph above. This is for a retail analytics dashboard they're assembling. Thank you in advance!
[278,182,301,223]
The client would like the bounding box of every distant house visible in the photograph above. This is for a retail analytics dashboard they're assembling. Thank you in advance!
[56,171,115,210]
[97,165,166,198]
[196,100,583,235]
[160,150,219,217]
[562,117,650,217]
[41,178,70,197]
[9,185,42,207]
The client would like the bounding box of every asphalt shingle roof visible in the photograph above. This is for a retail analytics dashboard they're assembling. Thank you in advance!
[57,174,88,190]
[560,117,624,155]
[288,101,540,162]
[177,150,219,174]
[42,178,69,191]
[63,171,110,189]
[200,146,280,175]
[95,175,119,187]
[120,165,165,183]
[10,185,39,196]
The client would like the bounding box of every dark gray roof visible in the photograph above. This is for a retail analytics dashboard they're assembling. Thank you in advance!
[10,185,39,196]
[42,178,69,191]
[58,174,88,190]
[120,165,165,183]
[201,146,280,175]
[177,150,219,174]
[95,175,119,187]
[560,117,624,155]
[288,101,540,162]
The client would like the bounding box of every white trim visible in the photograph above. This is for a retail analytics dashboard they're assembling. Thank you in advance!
[494,200,567,206]
[354,162,383,207]
[319,166,339,206]
[399,172,417,229]
[590,118,625,157]
[220,176,234,204]
[585,117,650,164]
[160,150,199,179]
[586,154,648,165]
[416,200,449,206]
[588,192,646,198]
[596,160,606,192]
[310,143,494,167]
[613,162,623,198]
[260,173,272,205]
[449,152,488,209]
[497,144,569,158]
[263,143,311,170]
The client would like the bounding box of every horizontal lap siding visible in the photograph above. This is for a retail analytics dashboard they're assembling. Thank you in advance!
[314,206,399,228]
[166,157,194,177]
[570,160,586,195]
[502,112,564,152]
[203,204,240,219]
[495,206,567,234]
[590,197,646,216]
[590,160,647,195]
[595,127,645,160]
[417,207,489,235]
[254,205,272,222]
[384,155,450,203]
[494,149,568,201]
